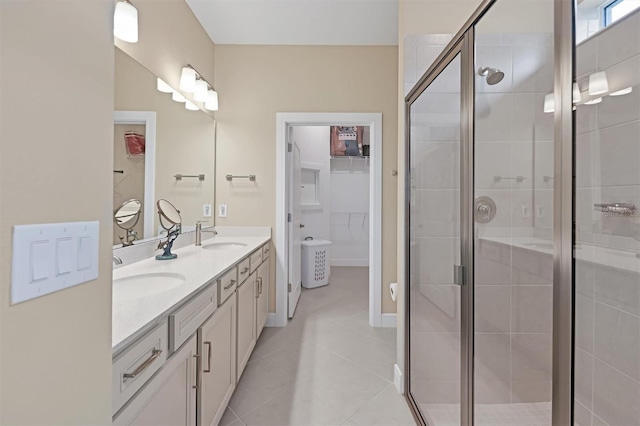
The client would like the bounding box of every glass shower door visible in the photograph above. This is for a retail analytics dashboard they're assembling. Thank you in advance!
[407,49,463,426]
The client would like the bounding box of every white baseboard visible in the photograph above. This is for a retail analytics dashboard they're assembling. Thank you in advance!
[330,259,369,267]
[381,313,397,328]
[394,364,404,394]
[266,313,278,327]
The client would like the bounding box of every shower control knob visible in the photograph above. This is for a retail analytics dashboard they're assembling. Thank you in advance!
[475,196,497,223]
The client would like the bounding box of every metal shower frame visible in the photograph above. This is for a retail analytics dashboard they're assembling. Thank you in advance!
[403,0,575,424]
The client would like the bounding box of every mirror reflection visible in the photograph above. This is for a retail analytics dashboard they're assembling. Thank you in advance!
[114,199,142,246]
[114,47,216,247]
[576,0,640,42]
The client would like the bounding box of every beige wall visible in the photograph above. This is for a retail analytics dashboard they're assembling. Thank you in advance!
[115,48,216,234]
[115,0,216,118]
[213,45,399,314]
[0,1,114,424]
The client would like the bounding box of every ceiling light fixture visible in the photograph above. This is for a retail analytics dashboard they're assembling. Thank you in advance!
[180,66,197,93]
[185,100,199,111]
[589,71,609,96]
[205,90,219,111]
[157,78,173,93]
[113,0,138,43]
[584,97,602,105]
[194,79,209,102]
[610,87,633,96]
[172,91,186,103]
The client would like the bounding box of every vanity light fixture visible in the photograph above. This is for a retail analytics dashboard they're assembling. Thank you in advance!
[185,100,199,111]
[543,93,554,113]
[157,78,173,93]
[172,91,186,103]
[180,66,197,93]
[573,83,582,103]
[584,97,602,105]
[589,71,609,96]
[113,0,138,43]
[194,79,209,102]
[610,87,633,96]
[205,89,219,111]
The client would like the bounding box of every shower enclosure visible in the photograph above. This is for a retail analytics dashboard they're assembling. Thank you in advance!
[405,0,639,424]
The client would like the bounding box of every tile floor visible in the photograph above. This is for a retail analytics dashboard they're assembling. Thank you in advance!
[220,267,416,426]
[420,402,552,426]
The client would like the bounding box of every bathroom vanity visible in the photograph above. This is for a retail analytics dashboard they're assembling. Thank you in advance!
[111,230,271,426]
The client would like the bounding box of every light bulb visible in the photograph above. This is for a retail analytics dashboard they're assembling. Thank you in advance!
[573,83,581,103]
[157,78,173,93]
[180,66,196,93]
[589,71,609,96]
[114,0,138,43]
[185,101,199,111]
[172,91,186,103]
[610,87,633,96]
[194,79,208,102]
[543,93,554,113]
[584,97,602,105]
[205,90,219,111]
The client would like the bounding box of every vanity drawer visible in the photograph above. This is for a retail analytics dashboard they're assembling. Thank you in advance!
[112,323,168,415]
[169,285,217,353]
[249,249,263,273]
[262,243,271,260]
[218,267,238,305]
[238,258,251,284]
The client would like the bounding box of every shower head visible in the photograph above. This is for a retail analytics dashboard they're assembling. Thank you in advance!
[478,67,505,85]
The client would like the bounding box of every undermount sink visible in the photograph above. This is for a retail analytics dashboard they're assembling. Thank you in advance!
[114,272,186,301]
[201,242,247,251]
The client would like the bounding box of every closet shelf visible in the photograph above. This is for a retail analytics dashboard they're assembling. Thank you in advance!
[330,156,370,174]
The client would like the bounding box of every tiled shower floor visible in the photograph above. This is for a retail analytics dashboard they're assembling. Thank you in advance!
[420,402,552,426]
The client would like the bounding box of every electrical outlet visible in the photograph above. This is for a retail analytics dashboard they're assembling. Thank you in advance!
[203,203,212,218]
[219,204,228,218]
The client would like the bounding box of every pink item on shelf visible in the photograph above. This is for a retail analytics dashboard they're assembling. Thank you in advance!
[124,132,145,156]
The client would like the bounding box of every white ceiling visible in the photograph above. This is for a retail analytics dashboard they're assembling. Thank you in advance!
[186,0,399,45]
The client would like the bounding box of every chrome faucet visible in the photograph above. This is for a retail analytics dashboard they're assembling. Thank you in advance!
[195,222,217,246]
[113,255,123,265]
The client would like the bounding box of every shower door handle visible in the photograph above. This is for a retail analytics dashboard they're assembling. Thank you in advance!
[454,265,465,286]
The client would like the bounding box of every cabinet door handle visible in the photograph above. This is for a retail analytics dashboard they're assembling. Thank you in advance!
[123,349,162,381]
[241,267,249,274]
[255,280,260,298]
[204,342,212,373]
[258,277,263,294]
[193,354,201,389]
[224,279,236,290]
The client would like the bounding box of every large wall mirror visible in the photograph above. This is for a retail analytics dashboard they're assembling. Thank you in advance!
[113,47,216,246]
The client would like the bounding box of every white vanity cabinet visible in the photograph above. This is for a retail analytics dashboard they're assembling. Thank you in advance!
[198,295,237,426]
[256,260,269,339]
[236,269,257,380]
[113,335,197,426]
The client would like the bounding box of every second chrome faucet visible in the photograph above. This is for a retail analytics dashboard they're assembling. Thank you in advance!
[195,222,217,246]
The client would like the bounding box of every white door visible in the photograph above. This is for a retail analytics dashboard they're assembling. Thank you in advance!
[288,138,302,318]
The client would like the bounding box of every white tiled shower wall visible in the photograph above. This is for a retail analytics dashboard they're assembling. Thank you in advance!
[574,10,640,426]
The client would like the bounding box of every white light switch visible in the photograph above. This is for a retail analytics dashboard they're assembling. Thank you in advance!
[12,221,99,304]
[30,241,51,282]
[219,204,228,218]
[203,203,212,218]
[56,238,73,276]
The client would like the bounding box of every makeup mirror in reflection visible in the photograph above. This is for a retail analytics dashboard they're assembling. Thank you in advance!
[113,47,215,248]
[114,199,142,246]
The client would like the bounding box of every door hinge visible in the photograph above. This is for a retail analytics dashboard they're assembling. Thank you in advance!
[288,283,292,292]
[454,265,465,286]
[287,213,292,222]
[288,142,293,152]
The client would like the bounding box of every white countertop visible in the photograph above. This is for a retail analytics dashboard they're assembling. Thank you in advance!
[112,233,270,353]
[480,236,640,274]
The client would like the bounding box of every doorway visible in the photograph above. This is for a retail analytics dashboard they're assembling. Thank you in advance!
[274,113,384,328]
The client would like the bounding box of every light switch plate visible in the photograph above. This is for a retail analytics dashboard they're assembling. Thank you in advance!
[218,204,228,218]
[11,221,99,304]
